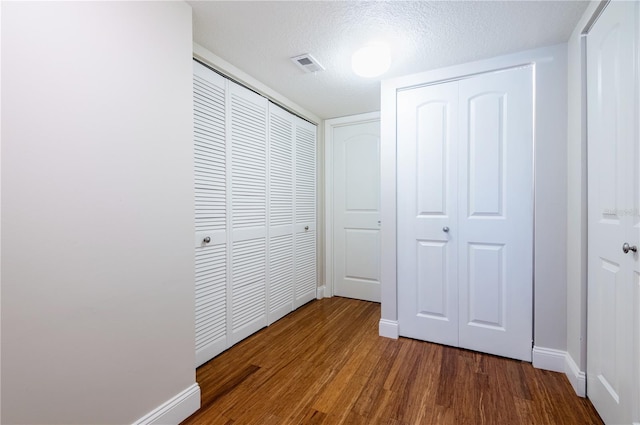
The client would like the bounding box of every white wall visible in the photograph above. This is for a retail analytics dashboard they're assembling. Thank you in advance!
[565,1,602,393]
[533,46,569,352]
[1,2,198,424]
[380,44,569,355]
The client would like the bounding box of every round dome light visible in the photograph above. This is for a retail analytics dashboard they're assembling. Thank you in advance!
[351,42,391,78]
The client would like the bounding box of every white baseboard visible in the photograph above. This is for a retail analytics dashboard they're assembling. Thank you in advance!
[564,353,586,397]
[379,319,399,339]
[132,383,200,425]
[532,346,566,373]
[316,285,326,299]
[532,346,587,398]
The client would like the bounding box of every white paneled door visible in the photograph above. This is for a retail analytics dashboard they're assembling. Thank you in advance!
[397,81,459,346]
[457,69,534,360]
[397,66,533,361]
[586,2,639,423]
[332,120,381,302]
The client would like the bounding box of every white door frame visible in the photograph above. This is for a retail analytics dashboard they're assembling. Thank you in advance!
[380,45,567,358]
[324,112,381,298]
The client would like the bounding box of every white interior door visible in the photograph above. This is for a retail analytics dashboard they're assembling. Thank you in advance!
[228,82,268,345]
[194,61,228,366]
[332,120,381,302]
[586,2,639,423]
[267,104,295,324]
[457,68,533,361]
[293,117,318,308]
[397,81,459,345]
[397,67,533,361]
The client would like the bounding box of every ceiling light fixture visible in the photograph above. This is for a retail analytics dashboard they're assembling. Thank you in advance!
[351,42,391,78]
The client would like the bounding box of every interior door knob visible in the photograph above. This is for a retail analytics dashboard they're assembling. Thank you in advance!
[203,236,211,244]
[622,242,637,254]
[442,226,450,233]
[304,226,309,231]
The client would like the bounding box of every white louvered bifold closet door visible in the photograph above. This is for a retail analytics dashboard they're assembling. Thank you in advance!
[268,104,295,324]
[193,60,317,367]
[194,61,228,367]
[294,117,317,308]
[229,82,268,344]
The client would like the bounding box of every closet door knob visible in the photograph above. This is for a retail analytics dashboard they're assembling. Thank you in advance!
[442,226,450,233]
[203,236,211,244]
[304,226,309,231]
[622,242,637,254]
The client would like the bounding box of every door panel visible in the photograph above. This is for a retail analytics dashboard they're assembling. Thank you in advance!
[194,61,228,366]
[294,118,317,308]
[467,93,505,216]
[268,233,294,322]
[417,103,449,215]
[416,241,447,318]
[344,229,379,281]
[333,121,381,302]
[397,81,459,346]
[345,136,379,211]
[294,228,316,307]
[230,237,266,343]
[268,104,295,324]
[458,68,533,361]
[587,2,638,423]
[467,243,505,329]
[229,82,268,344]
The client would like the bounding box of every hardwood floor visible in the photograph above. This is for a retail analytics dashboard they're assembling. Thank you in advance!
[182,297,603,425]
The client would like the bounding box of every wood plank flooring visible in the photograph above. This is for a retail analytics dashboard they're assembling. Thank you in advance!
[182,297,603,425]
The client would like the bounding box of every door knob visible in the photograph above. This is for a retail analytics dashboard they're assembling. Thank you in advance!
[622,242,637,254]
[442,226,450,233]
[304,226,309,231]
[203,236,211,244]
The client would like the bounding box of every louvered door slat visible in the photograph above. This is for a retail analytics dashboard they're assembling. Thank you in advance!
[269,110,294,227]
[229,82,268,343]
[295,231,316,294]
[268,105,295,323]
[194,244,227,363]
[194,67,226,235]
[294,117,317,308]
[231,237,266,341]
[194,61,228,367]
[269,234,294,319]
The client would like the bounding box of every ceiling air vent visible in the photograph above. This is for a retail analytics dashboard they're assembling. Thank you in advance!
[290,53,325,73]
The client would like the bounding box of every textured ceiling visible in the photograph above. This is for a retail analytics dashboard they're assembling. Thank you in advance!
[189,1,590,120]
